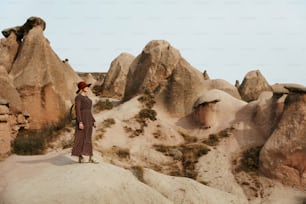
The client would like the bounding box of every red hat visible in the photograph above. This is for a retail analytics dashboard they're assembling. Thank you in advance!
[76,81,91,94]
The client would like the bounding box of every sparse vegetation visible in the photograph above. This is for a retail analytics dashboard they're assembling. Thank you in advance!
[95,118,116,139]
[92,85,103,96]
[12,132,46,155]
[203,134,219,146]
[179,131,198,143]
[153,130,161,139]
[12,122,68,155]
[153,142,210,179]
[103,118,116,128]
[239,146,262,172]
[138,108,157,121]
[125,89,157,138]
[94,99,113,113]
[218,127,234,138]
[116,148,130,159]
[130,166,145,182]
[202,127,235,147]
[138,89,156,109]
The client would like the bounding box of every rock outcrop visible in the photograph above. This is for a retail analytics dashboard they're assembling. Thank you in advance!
[238,70,272,102]
[123,40,206,116]
[4,17,81,129]
[102,53,135,99]
[192,89,246,129]
[260,87,306,187]
[123,40,240,116]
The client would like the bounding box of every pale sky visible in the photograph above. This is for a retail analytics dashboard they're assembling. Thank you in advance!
[1,0,305,85]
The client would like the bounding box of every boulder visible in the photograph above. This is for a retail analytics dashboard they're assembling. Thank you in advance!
[260,90,306,187]
[238,70,272,102]
[102,53,135,99]
[8,17,81,129]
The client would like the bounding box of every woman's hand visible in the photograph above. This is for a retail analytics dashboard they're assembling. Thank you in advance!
[79,122,84,130]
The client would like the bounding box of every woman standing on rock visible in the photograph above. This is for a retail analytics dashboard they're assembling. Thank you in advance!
[71,81,97,163]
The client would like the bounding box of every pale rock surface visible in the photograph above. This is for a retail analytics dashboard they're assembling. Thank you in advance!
[143,168,243,204]
[0,150,171,204]
[102,53,135,99]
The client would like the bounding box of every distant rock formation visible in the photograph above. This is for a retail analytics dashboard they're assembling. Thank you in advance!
[260,87,306,187]
[123,40,240,116]
[123,40,204,115]
[102,53,135,99]
[238,70,272,102]
[1,17,81,130]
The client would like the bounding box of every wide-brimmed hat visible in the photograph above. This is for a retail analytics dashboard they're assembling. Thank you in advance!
[76,81,91,94]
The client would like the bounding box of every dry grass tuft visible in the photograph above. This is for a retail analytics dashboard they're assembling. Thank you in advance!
[95,118,116,140]
[130,166,145,182]
[94,99,113,113]
[179,131,197,143]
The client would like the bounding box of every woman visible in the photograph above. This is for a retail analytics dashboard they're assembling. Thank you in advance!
[71,81,97,163]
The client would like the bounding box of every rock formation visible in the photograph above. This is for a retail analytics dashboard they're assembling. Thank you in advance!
[193,98,220,129]
[101,53,135,99]
[123,40,240,116]
[192,89,246,130]
[238,70,272,102]
[3,17,81,129]
[260,87,306,187]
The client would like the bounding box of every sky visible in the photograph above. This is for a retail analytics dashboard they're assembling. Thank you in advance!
[1,0,305,85]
